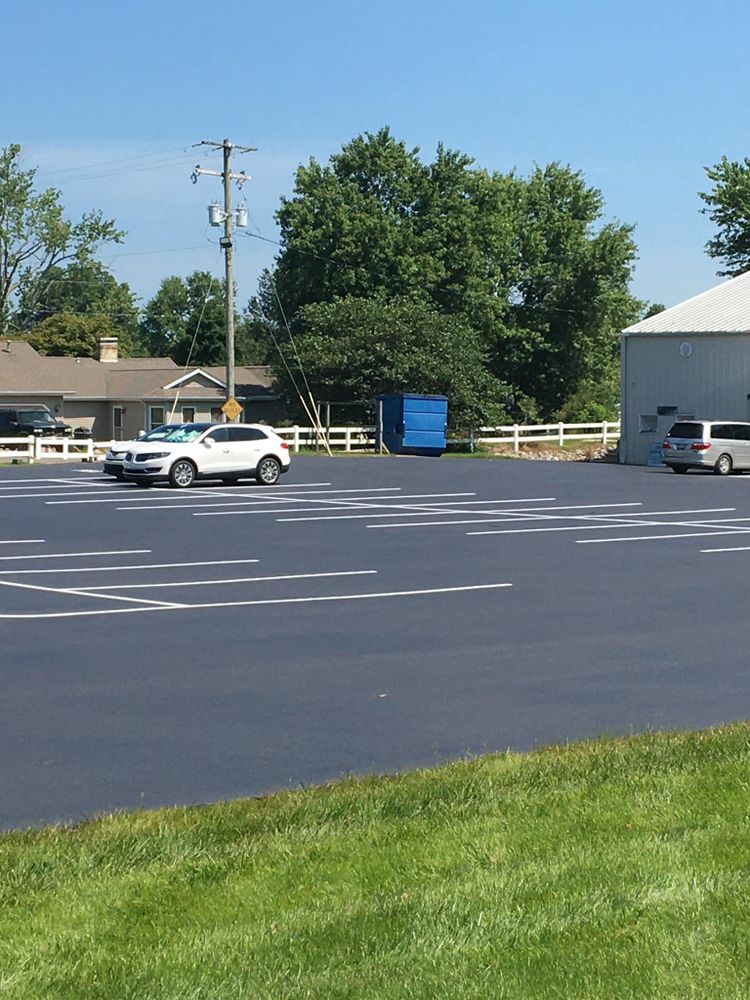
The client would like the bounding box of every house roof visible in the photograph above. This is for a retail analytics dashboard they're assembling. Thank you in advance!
[0,341,278,401]
[624,269,750,335]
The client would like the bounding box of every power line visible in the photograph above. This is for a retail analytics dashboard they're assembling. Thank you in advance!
[35,146,194,180]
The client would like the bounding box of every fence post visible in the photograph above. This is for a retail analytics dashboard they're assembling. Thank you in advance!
[27,435,35,465]
[293,425,300,453]
[33,435,43,462]
[602,421,608,445]
[558,422,565,447]
[513,424,520,453]
[344,427,351,452]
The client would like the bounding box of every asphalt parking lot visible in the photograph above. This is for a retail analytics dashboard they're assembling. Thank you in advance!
[3,454,750,829]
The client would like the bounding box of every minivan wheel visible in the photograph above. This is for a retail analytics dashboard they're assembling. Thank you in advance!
[714,453,733,476]
[670,465,688,474]
[256,456,281,485]
[169,459,197,488]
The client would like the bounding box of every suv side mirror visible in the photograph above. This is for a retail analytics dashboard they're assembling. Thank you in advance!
[137,430,146,439]
[203,436,215,447]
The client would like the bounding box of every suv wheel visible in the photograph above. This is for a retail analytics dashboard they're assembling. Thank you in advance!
[256,456,281,485]
[714,453,733,476]
[170,459,197,488]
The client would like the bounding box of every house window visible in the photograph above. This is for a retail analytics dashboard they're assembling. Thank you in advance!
[149,406,166,431]
[639,414,657,433]
[182,406,196,424]
[210,407,224,423]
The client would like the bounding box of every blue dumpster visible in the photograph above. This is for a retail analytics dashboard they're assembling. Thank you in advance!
[376,393,448,456]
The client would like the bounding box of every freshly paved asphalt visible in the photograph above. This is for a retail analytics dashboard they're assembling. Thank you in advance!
[2,455,750,829]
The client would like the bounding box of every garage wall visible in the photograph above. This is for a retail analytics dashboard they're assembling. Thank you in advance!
[62,400,109,437]
[621,333,750,464]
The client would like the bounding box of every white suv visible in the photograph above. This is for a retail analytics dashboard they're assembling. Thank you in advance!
[122,423,291,488]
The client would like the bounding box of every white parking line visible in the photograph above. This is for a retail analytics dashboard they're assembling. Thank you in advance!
[466,508,739,536]
[0,488,157,500]
[0,579,186,608]
[64,569,379,592]
[701,545,750,553]
[49,485,385,507]
[577,528,750,544]
[0,557,261,576]
[0,539,45,545]
[194,492,480,518]
[0,548,151,563]
[274,497,559,522]
[0,582,513,620]
[366,502,644,529]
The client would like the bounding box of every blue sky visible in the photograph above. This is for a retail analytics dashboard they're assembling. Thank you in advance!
[4,0,750,314]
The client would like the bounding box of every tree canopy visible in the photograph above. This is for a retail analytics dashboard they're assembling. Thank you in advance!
[0,144,125,339]
[27,313,121,359]
[271,295,508,427]
[139,271,271,367]
[266,128,641,418]
[700,156,750,277]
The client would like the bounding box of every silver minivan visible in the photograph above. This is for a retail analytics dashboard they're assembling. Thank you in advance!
[662,420,750,475]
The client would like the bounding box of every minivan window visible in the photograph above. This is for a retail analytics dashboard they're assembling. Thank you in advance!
[667,422,703,438]
[712,424,734,439]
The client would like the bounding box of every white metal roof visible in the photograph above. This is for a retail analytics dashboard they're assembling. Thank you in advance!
[624,269,750,335]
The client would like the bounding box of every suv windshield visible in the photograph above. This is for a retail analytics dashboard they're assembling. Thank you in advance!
[159,423,214,443]
[143,424,181,441]
[17,410,53,423]
[667,422,703,439]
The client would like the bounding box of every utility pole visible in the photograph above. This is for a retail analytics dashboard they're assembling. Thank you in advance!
[192,139,256,410]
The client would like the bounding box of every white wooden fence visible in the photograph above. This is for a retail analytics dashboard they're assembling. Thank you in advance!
[0,421,620,464]
[274,421,620,453]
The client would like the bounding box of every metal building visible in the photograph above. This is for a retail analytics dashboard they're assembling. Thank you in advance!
[620,270,750,465]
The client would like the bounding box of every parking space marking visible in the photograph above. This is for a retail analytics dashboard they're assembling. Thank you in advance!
[0,548,152,563]
[0,581,513,621]
[701,545,750,553]
[0,578,187,609]
[195,492,481,518]
[63,569,379,592]
[466,507,739,536]
[0,488,154,501]
[578,528,750,544]
[0,539,45,545]
[274,497,559,522]
[366,502,644,529]
[49,485,391,508]
[0,558,261,576]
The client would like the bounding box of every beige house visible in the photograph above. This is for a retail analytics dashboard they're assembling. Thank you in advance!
[0,338,283,440]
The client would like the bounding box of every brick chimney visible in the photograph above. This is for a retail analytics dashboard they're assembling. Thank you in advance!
[98,337,119,363]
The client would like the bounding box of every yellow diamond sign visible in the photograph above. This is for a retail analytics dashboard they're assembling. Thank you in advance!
[221,397,243,422]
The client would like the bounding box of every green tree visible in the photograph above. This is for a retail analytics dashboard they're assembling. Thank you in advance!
[700,156,750,277]
[15,260,139,354]
[0,144,125,338]
[498,163,640,415]
[140,271,226,366]
[271,295,509,427]
[265,130,640,417]
[27,313,120,358]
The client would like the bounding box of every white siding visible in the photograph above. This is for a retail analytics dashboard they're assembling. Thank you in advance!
[621,333,750,464]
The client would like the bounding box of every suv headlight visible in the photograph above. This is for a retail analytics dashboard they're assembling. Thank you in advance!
[139,452,170,461]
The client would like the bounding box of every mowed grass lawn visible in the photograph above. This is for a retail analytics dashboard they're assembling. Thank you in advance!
[3,726,750,999]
